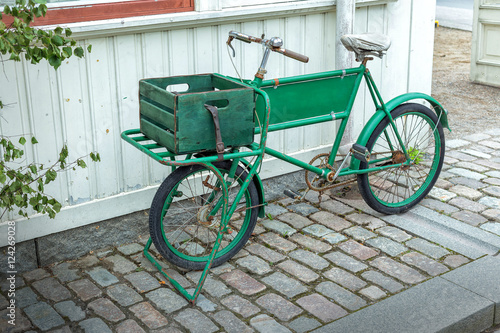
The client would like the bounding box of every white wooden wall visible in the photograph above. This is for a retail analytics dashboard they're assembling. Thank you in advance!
[0,0,437,245]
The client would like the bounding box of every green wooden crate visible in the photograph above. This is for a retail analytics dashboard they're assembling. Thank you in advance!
[139,74,255,154]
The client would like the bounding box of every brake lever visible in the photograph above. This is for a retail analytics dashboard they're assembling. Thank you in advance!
[226,36,236,57]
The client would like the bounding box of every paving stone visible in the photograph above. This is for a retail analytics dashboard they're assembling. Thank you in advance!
[477,159,500,170]
[54,300,85,322]
[32,277,71,302]
[289,233,332,253]
[250,314,292,333]
[482,208,500,221]
[455,161,490,173]
[451,210,488,226]
[0,276,24,293]
[344,213,386,230]
[365,237,408,256]
[221,295,260,318]
[213,310,253,333]
[479,196,500,209]
[486,170,500,178]
[287,203,320,216]
[88,297,125,322]
[481,222,500,236]
[146,288,188,313]
[258,232,297,252]
[130,253,157,272]
[323,251,368,273]
[104,255,138,274]
[296,293,348,323]
[23,268,50,282]
[446,139,470,149]
[51,262,80,283]
[86,267,119,287]
[116,319,145,333]
[78,318,112,333]
[107,283,142,306]
[49,325,72,333]
[276,212,313,229]
[480,140,500,149]
[77,255,99,268]
[377,226,412,242]
[428,187,457,202]
[260,220,297,236]
[159,268,192,290]
[23,302,65,331]
[16,286,38,308]
[449,176,487,190]
[96,249,114,258]
[443,254,470,268]
[405,238,450,259]
[174,308,218,333]
[130,302,168,329]
[245,243,286,263]
[315,281,367,311]
[338,239,379,260]
[343,226,377,241]
[434,178,454,189]
[448,185,483,200]
[323,267,367,291]
[220,269,266,295]
[209,262,234,275]
[124,271,161,293]
[359,285,387,300]
[278,260,320,283]
[0,293,7,309]
[485,128,500,135]
[262,272,307,298]
[448,196,487,213]
[484,177,500,186]
[117,243,143,256]
[447,151,478,162]
[288,316,322,333]
[302,224,334,237]
[447,167,487,180]
[265,203,289,217]
[256,293,303,321]
[310,211,352,231]
[361,270,404,293]
[185,289,217,312]
[185,272,231,298]
[236,255,272,275]
[322,232,348,244]
[67,278,102,301]
[370,257,426,284]
[462,134,491,142]
[319,199,355,215]
[304,191,330,204]
[401,252,449,276]
[484,185,500,198]
[289,249,329,270]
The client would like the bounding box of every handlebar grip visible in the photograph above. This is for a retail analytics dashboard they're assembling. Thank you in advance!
[276,48,309,63]
[229,30,260,44]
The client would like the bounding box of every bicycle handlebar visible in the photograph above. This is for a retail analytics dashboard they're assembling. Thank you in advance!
[228,30,309,63]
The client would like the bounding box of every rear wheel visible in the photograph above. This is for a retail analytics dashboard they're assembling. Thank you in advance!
[149,161,259,270]
[357,103,445,214]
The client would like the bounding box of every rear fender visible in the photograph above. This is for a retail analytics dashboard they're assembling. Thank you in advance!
[350,93,450,171]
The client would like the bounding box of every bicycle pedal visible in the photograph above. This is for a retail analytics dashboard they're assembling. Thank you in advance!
[351,144,370,163]
[284,189,301,200]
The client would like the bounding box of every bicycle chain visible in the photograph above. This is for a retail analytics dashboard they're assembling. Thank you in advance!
[305,153,356,192]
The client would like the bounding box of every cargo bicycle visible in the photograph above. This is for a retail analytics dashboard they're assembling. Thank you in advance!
[122,31,449,303]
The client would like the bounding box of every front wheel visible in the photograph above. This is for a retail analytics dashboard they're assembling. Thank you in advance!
[149,161,259,270]
[357,103,445,214]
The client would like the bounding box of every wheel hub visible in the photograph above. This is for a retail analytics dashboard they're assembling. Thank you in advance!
[197,205,216,226]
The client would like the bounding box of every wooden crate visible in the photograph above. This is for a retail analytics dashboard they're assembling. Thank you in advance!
[139,74,255,154]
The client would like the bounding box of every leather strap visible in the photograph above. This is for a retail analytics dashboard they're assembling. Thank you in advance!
[204,104,225,161]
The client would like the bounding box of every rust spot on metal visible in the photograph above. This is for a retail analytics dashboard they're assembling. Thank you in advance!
[392,151,406,164]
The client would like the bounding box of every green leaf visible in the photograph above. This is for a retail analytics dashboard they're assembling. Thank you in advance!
[65,28,72,37]
[0,172,6,184]
[52,201,62,213]
[31,136,38,144]
[74,46,84,58]
[87,44,92,53]
[18,136,27,145]
[48,55,61,69]
[77,159,87,168]
[51,35,64,46]
[29,164,37,174]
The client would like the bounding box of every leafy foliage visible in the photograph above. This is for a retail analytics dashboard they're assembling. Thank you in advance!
[1,0,97,220]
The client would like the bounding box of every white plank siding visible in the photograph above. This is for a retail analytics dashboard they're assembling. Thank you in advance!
[0,0,437,245]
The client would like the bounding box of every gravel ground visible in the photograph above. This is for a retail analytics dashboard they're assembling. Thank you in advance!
[432,27,500,140]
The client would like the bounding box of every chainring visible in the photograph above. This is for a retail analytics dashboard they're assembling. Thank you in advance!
[305,153,356,192]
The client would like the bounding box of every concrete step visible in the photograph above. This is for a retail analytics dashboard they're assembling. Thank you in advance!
[382,206,500,259]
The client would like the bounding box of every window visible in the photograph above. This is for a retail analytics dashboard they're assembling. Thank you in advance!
[21,0,194,26]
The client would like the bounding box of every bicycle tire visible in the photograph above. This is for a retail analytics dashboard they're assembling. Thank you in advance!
[149,161,259,270]
[357,103,445,214]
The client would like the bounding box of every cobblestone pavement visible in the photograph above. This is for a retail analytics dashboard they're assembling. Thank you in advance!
[2,129,500,332]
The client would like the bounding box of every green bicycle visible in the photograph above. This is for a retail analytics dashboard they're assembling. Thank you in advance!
[122,31,449,303]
